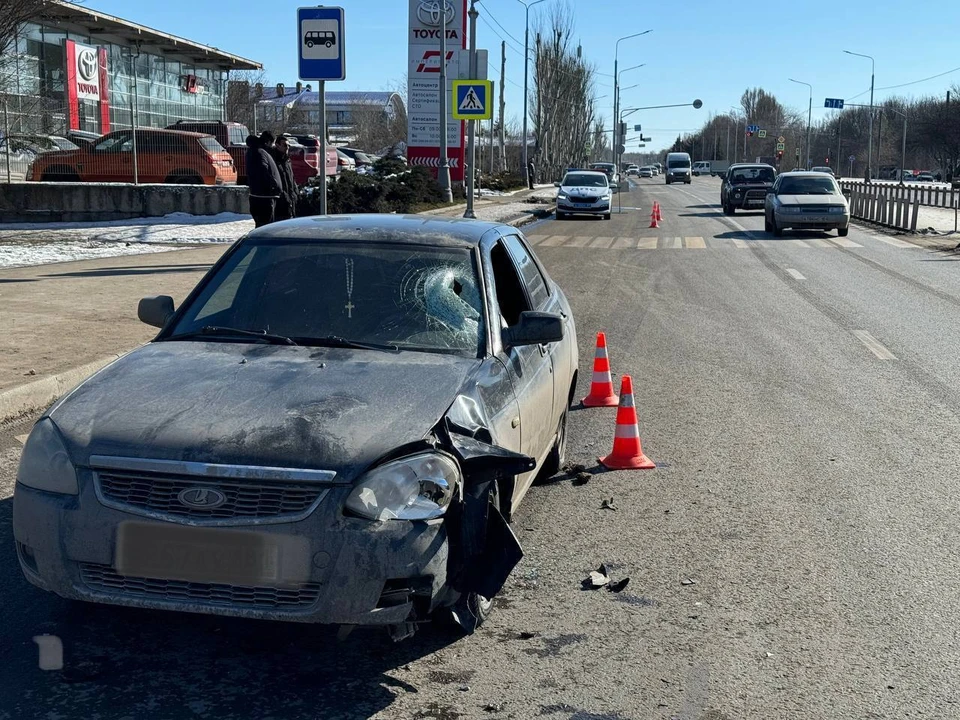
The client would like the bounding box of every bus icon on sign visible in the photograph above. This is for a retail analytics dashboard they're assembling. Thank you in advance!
[304,30,336,48]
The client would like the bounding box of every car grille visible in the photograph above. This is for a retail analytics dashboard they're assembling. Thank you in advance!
[744,189,768,201]
[79,563,321,609]
[96,470,327,522]
[570,196,599,204]
[800,205,833,214]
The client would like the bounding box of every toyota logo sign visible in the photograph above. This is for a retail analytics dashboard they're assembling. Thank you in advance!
[417,0,454,26]
[77,49,98,82]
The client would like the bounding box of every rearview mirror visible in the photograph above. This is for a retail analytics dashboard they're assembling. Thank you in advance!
[138,295,175,328]
[502,311,564,348]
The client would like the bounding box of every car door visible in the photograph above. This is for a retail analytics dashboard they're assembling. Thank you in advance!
[86,131,132,183]
[488,238,555,505]
[501,233,572,422]
[766,176,781,219]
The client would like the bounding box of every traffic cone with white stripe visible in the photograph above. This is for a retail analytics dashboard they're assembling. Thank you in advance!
[581,332,619,407]
[649,205,660,229]
[599,375,656,470]
[655,201,663,222]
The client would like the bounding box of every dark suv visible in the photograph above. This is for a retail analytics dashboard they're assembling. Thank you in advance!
[721,163,777,214]
[166,120,251,183]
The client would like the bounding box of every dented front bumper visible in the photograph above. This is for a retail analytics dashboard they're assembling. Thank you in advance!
[14,474,450,625]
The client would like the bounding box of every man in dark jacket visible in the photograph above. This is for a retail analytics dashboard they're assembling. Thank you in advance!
[269,134,298,221]
[245,132,282,227]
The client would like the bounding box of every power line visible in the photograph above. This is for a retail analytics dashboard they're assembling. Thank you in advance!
[477,3,523,48]
[844,64,960,103]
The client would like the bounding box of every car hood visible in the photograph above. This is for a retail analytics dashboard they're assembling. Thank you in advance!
[48,342,481,483]
[560,185,610,195]
[777,194,847,206]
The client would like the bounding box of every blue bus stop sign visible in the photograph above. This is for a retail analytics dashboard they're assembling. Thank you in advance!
[298,7,345,81]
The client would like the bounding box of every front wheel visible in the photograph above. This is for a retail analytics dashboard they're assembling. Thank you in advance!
[556,210,566,220]
[838,226,849,237]
[449,480,502,633]
[541,409,568,479]
[603,213,611,220]
[772,218,783,237]
[764,214,772,233]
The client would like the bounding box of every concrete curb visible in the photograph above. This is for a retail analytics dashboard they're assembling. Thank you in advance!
[0,354,127,424]
[0,204,558,424]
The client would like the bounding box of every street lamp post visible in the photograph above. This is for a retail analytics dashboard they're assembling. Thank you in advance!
[615,63,645,167]
[844,50,875,182]
[789,78,812,170]
[613,31,652,164]
[518,0,549,190]
[464,0,479,218]
[438,4,453,202]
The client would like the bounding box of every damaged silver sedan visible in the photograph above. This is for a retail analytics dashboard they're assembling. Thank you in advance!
[14,215,579,638]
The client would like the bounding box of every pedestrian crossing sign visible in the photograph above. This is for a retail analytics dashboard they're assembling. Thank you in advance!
[452,80,493,120]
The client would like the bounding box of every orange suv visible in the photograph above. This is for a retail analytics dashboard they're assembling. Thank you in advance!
[29,128,237,185]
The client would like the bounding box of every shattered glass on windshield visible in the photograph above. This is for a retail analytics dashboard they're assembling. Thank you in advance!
[396,259,485,352]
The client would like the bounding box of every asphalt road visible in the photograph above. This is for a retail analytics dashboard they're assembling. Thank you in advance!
[4,178,960,719]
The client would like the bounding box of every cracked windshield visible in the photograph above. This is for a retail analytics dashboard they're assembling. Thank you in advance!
[3,0,960,719]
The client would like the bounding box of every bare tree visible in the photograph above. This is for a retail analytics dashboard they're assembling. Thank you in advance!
[0,0,48,57]
[530,2,598,181]
[225,69,267,130]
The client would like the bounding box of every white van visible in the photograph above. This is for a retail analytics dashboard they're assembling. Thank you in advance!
[692,161,710,176]
[665,152,692,185]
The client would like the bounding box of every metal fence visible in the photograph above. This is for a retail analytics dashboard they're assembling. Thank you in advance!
[840,180,959,210]
[843,183,959,233]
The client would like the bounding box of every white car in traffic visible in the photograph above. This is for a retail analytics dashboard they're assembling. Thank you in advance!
[555,170,613,220]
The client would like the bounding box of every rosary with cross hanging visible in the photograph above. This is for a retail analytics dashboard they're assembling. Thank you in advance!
[344,258,355,319]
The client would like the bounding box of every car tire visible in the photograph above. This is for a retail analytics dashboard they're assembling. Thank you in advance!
[541,409,568,479]
[723,203,734,216]
[603,213,611,220]
[166,172,204,185]
[764,215,772,233]
[771,218,783,237]
[556,210,566,220]
[838,226,850,237]
[686,180,691,185]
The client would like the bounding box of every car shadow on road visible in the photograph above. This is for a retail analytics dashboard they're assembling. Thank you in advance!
[41,264,215,279]
[0,497,466,720]
[678,211,724,218]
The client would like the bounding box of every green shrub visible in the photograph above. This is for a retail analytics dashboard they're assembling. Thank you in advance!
[478,171,525,192]
[298,165,447,215]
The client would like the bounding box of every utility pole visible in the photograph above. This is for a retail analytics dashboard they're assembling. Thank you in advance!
[844,50,875,182]
[726,120,730,161]
[438,7,453,202]
[876,110,883,176]
[499,40,506,172]
[464,1,479,218]
[489,115,494,174]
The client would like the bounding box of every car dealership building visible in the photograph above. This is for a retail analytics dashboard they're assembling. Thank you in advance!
[0,0,261,137]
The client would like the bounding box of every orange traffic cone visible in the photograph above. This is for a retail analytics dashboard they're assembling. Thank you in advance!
[649,205,660,229]
[581,332,619,407]
[655,201,663,222]
[599,375,656,470]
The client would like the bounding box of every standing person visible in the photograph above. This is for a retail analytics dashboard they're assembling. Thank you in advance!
[245,131,282,227]
[527,159,536,189]
[269,134,298,221]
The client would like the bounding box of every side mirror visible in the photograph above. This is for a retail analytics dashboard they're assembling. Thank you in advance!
[138,295,175,329]
[610,184,619,194]
[554,181,561,187]
[502,311,564,348]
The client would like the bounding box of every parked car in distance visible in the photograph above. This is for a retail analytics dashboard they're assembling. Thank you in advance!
[555,170,613,220]
[721,163,777,214]
[916,172,936,183]
[626,165,639,176]
[13,214,578,639]
[764,171,850,237]
[29,129,237,185]
[693,161,710,176]
[65,129,101,148]
[588,162,620,186]
[638,166,653,178]
[336,147,376,167]
[810,166,835,176]
[335,149,357,172]
[166,120,251,184]
[0,134,80,181]
[282,134,337,184]
[665,152,692,185]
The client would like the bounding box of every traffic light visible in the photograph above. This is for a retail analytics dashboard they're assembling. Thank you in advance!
[777,150,784,160]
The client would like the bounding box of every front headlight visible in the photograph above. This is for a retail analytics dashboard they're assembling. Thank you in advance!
[557,191,568,199]
[17,419,79,495]
[779,205,802,214]
[828,206,846,214]
[345,452,460,521]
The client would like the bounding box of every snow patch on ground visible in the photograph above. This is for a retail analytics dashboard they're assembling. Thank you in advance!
[0,241,182,269]
[0,212,254,267]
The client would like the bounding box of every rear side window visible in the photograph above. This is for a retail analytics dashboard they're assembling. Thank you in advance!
[502,234,549,309]
[199,137,226,154]
[228,126,248,146]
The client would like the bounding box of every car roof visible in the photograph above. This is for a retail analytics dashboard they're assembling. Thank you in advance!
[564,170,607,179]
[728,163,775,169]
[244,214,506,248]
[777,171,838,177]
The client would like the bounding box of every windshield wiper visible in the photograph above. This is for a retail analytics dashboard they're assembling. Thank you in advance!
[302,335,400,353]
[168,326,298,345]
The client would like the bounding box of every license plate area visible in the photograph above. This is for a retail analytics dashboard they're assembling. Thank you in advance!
[115,521,310,587]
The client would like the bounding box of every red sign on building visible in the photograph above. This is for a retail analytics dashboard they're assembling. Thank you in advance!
[65,39,111,133]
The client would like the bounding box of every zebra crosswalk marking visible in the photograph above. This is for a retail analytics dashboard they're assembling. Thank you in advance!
[829,237,863,248]
[684,237,706,249]
[637,237,658,249]
[664,237,682,249]
[589,236,615,248]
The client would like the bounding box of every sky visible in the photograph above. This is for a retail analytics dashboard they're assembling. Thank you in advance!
[84,0,960,153]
